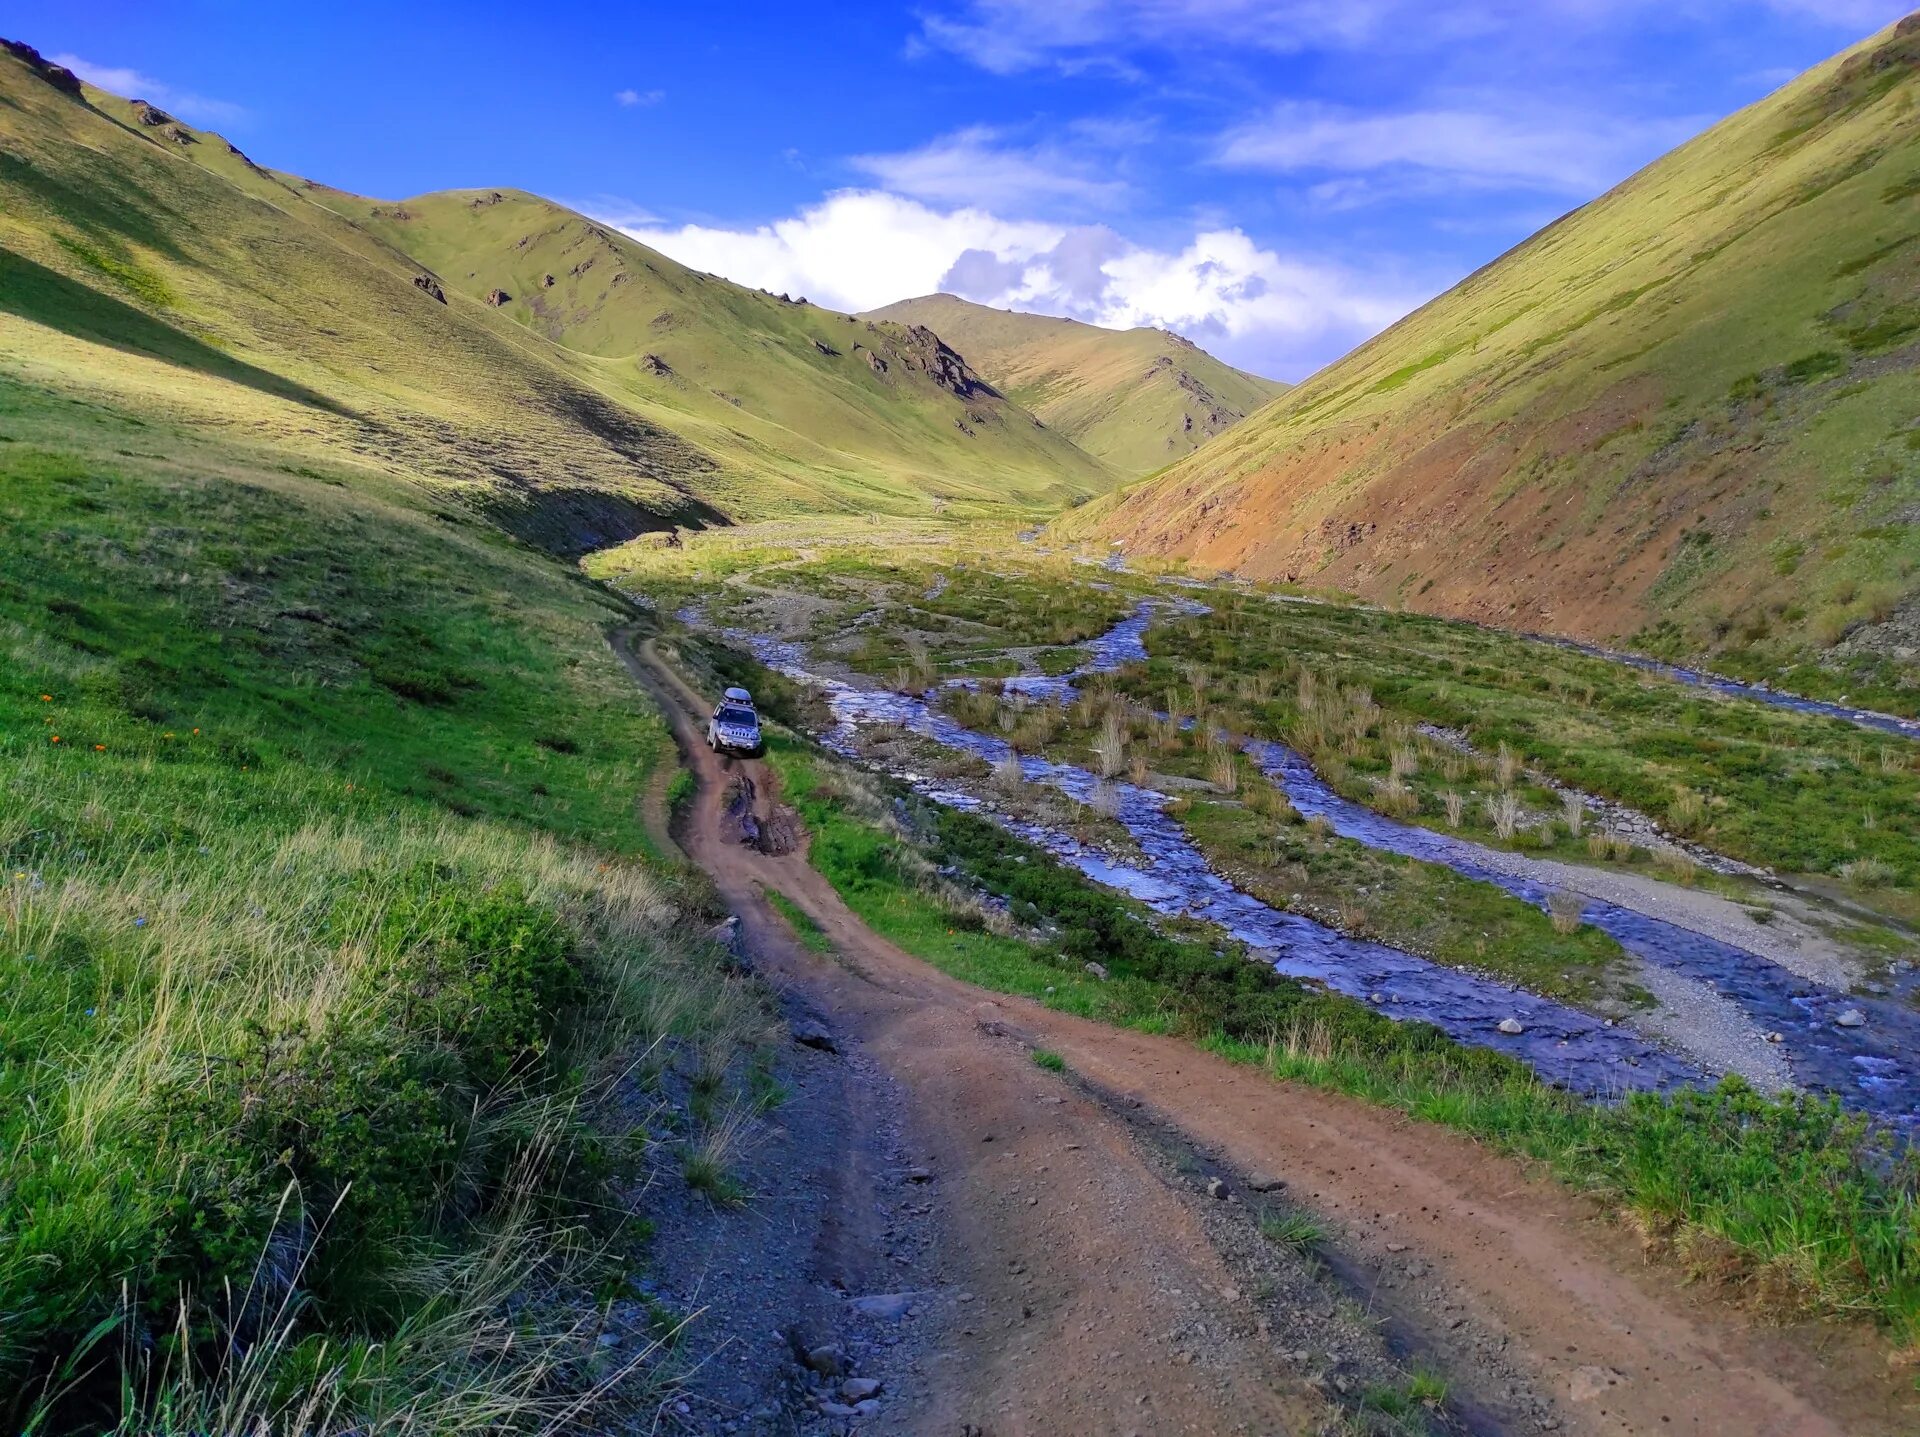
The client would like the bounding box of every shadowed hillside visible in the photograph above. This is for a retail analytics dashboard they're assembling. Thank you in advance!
[1064,15,1920,694]
[0,48,1113,553]
[866,292,1284,477]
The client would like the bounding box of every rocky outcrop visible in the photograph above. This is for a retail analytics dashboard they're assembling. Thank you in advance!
[411,275,446,304]
[485,288,510,307]
[541,273,555,288]
[876,325,1000,401]
[640,353,673,376]
[132,99,172,126]
[1,38,83,94]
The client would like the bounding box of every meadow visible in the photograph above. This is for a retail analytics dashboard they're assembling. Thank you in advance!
[697,534,1920,920]
[1117,588,1920,911]
[0,382,767,1433]
[617,532,1918,994]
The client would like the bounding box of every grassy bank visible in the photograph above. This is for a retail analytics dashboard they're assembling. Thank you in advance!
[764,736,1920,1353]
[1131,590,1920,893]
[934,682,1641,1008]
[0,400,763,1432]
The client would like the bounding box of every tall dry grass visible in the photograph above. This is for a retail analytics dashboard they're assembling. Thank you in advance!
[1,749,766,1433]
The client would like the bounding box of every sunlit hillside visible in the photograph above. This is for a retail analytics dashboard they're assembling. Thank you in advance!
[1065,15,1920,691]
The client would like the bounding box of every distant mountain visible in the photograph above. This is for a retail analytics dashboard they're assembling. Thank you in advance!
[0,48,1114,555]
[315,191,1117,517]
[865,294,1285,478]
[1062,15,1920,675]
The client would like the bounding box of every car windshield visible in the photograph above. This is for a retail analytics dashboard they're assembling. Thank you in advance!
[717,706,757,727]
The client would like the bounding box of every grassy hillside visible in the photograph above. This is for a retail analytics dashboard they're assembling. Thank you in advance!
[0,48,724,554]
[0,44,781,1432]
[0,48,1109,552]
[307,191,1116,516]
[1064,16,1920,695]
[866,293,1284,476]
[0,344,783,1434]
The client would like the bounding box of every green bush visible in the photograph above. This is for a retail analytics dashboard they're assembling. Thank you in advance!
[1781,350,1846,385]
[151,1020,458,1320]
[368,867,585,1090]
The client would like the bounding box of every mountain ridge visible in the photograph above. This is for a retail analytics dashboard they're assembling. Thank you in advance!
[0,52,1116,556]
[864,292,1285,477]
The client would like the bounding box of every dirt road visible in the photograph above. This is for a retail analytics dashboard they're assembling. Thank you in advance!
[619,632,1915,1437]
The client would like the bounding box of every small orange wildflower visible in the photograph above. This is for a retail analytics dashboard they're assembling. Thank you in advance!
[93,744,105,752]
[39,695,52,702]
[50,736,60,744]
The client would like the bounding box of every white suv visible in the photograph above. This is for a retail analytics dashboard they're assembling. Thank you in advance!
[706,687,764,756]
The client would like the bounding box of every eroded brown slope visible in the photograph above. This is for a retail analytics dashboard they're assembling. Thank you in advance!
[1066,16,1920,665]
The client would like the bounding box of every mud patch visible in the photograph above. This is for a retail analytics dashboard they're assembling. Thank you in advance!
[722,772,806,856]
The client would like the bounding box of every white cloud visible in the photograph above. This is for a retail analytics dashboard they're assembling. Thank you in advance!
[913,0,1398,73]
[607,189,1419,379]
[1218,100,1703,195]
[850,124,1129,210]
[616,88,665,107]
[912,0,1907,72]
[562,194,662,230]
[51,54,246,127]
[616,191,1063,312]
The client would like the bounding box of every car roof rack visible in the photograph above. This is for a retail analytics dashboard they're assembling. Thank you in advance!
[723,686,753,705]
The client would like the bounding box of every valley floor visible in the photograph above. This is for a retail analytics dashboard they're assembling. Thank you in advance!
[620,632,1918,1436]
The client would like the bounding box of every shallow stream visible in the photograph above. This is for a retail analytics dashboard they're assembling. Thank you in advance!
[1534,638,1920,740]
[709,600,1917,1118]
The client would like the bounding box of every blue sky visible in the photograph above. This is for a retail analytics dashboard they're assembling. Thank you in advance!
[21,1,1913,379]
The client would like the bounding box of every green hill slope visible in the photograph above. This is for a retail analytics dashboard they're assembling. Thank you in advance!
[0,49,1110,554]
[307,189,1115,513]
[0,39,778,1432]
[865,293,1285,476]
[1064,16,1920,687]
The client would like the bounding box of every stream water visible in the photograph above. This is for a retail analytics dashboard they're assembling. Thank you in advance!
[1243,740,1920,1121]
[1537,638,1920,740]
[709,600,1916,1117]
[721,614,1701,1099]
